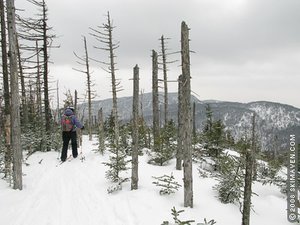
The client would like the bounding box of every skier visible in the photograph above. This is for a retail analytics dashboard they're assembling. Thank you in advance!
[60,107,84,162]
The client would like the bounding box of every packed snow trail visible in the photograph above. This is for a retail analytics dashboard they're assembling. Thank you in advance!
[0,137,143,225]
[0,136,290,225]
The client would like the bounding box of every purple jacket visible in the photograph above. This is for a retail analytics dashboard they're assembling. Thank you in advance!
[61,108,83,131]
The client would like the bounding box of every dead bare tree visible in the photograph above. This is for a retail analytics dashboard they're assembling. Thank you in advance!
[98,108,105,154]
[56,80,60,122]
[242,113,256,225]
[176,74,183,170]
[41,0,51,139]
[35,40,43,125]
[160,35,168,126]
[91,12,128,183]
[192,101,196,140]
[0,0,12,179]
[159,35,177,126]
[7,0,22,190]
[73,36,95,141]
[131,65,139,190]
[181,21,193,208]
[90,11,121,152]
[16,38,29,126]
[74,89,83,148]
[152,50,160,160]
[74,90,78,112]
[18,0,57,146]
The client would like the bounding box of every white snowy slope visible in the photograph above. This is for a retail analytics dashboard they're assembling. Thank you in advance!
[0,136,289,225]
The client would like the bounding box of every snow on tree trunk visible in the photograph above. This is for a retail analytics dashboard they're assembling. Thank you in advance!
[181,21,193,208]
[131,65,139,190]
[152,50,160,157]
[7,0,22,190]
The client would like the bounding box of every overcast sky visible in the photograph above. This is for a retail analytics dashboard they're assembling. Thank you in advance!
[17,0,300,108]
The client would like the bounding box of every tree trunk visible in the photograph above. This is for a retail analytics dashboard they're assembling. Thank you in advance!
[56,81,60,122]
[83,36,93,141]
[0,0,8,114]
[161,35,168,126]
[242,113,255,225]
[131,65,139,190]
[98,108,105,154]
[90,12,123,181]
[42,0,51,145]
[16,38,28,127]
[176,75,183,170]
[36,40,42,125]
[106,13,120,154]
[0,0,12,179]
[74,90,78,113]
[181,21,193,208]
[193,101,196,140]
[7,0,22,190]
[152,50,160,156]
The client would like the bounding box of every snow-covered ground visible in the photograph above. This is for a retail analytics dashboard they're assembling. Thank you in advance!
[0,136,289,225]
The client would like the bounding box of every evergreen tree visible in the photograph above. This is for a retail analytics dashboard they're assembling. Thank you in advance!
[203,104,213,135]
[104,111,115,143]
[161,207,217,225]
[149,120,177,166]
[201,105,226,159]
[224,130,235,148]
[138,117,150,149]
[213,152,244,204]
[119,123,131,154]
[103,112,130,184]
[152,173,182,195]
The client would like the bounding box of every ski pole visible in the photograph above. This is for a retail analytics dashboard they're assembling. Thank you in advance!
[80,129,85,161]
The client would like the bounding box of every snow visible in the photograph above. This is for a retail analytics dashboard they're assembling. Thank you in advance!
[0,136,290,225]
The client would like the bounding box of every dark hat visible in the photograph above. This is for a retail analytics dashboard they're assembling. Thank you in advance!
[67,106,74,112]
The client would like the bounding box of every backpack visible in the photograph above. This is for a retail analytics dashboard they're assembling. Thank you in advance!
[62,115,74,132]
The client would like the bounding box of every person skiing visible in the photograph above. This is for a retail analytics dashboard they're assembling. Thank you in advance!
[60,107,84,162]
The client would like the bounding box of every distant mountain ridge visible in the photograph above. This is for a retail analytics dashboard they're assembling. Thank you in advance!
[78,92,300,152]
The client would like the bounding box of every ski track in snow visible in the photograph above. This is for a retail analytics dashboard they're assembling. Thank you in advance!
[0,136,290,225]
[1,148,112,224]
[0,137,144,225]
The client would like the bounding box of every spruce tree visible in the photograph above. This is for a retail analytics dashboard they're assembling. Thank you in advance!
[202,105,226,158]
[213,153,244,204]
[103,113,129,183]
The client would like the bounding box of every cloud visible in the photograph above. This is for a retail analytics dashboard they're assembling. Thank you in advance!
[15,0,300,108]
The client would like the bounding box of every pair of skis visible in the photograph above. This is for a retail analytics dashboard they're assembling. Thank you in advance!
[56,154,85,167]
[56,155,72,167]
